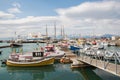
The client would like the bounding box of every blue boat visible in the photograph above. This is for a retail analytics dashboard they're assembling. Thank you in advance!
[70,45,80,51]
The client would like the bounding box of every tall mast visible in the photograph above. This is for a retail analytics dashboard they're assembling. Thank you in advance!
[46,24,48,37]
[63,25,65,38]
[14,31,16,41]
[54,22,56,39]
[61,26,63,37]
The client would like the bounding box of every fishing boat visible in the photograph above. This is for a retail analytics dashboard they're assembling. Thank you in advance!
[6,51,54,67]
[68,40,82,52]
[44,44,65,59]
[10,42,23,47]
[58,41,69,49]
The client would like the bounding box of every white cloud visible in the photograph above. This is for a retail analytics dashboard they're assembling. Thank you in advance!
[12,2,21,8]
[0,16,59,25]
[8,7,22,13]
[56,0,120,35]
[56,1,120,19]
[0,2,21,19]
[0,0,120,38]
[8,2,22,13]
[0,11,15,19]
[0,16,60,38]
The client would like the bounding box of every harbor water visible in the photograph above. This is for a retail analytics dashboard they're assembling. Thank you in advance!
[0,43,120,80]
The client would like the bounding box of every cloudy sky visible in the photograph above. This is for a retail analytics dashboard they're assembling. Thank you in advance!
[0,0,120,38]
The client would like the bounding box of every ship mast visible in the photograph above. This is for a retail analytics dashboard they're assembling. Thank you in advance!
[46,24,48,37]
[63,25,65,39]
[54,22,56,39]
[61,26,63,38]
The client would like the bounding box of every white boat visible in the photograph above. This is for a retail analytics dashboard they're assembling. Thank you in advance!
[58,41,69,48]
[27,33,50,41]
[104,51,120,60]
[44,45,65,59]
[108,42,116,46]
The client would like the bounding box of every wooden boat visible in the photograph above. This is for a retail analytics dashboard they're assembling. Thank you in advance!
[60,56,72,64]
[6,51,54,67]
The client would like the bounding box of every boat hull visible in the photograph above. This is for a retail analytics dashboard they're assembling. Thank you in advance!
[6,58,54,67]
[70,46,80,51]
[10,43,23,47]
[45,51,65,60]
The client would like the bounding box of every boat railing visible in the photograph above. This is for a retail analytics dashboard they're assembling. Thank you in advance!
[80,49,120,62]
[114,52,120,63]
[8,57,46,62]
[78,48,120,75]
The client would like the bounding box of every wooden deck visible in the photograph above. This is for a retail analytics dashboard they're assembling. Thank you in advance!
[77,56,120,77]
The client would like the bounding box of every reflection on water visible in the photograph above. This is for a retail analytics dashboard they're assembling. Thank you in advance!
[71,67,102,80]
[6,65,55,80]
[0,64,101,80]
[0,62,120,80]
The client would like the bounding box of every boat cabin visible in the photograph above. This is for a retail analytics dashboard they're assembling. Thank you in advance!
[45,46,55,52]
